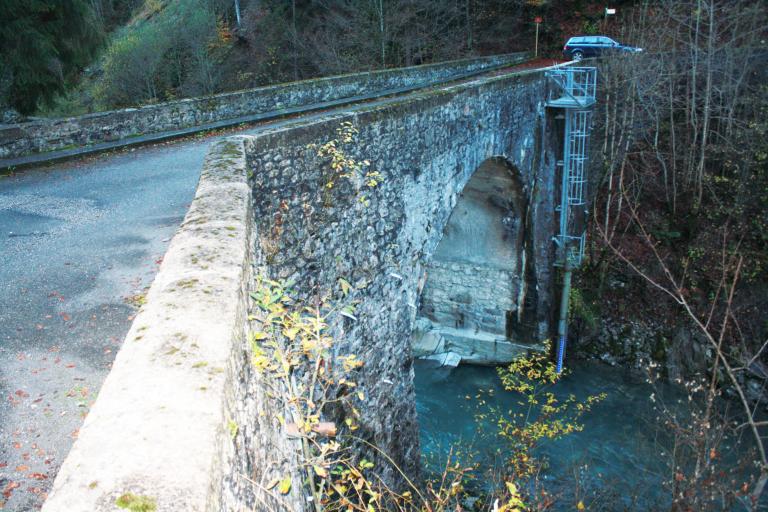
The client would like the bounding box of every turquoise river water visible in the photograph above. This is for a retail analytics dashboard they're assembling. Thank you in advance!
[414,359,762,511]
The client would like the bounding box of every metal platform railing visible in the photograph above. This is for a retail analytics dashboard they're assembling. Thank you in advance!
[546,66,598,374]
[553,107,592,267]
[546,67,597,108]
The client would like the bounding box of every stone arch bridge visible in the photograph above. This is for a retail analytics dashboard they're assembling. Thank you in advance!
[42,58,569,511]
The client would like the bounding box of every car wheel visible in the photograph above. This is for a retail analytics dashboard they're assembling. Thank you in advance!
[573,51,583,61]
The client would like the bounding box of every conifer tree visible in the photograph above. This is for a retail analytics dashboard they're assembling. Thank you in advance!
[0,0,100,114]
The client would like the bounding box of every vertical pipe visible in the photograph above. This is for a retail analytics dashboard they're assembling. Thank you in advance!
[557,108,572,374]
[292,0,298,80]
[556,258,572,373]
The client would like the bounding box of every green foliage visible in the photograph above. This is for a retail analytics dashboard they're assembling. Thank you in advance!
[308,122,380,207]
[10,0,602,115]
[0,1,101,114]
[94,0,225,109]
[569,286,598,330]
[311,122,375,189]
[248,292,606,511]
[248,276,362,509]
[248,277,475,512]
[227,419,238,439]
[497,481,527,512]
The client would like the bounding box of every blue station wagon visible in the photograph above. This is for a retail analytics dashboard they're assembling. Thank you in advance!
[563,35,643,60]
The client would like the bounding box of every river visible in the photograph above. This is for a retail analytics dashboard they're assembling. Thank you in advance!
[414,359,761,511]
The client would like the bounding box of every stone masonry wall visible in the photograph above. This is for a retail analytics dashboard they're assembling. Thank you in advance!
[224,67,559,509]
[421,260,516,335]
[0,53,526,160]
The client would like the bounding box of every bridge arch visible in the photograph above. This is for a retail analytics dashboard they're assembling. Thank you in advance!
[415,157,538,365]
[227,72,562,507]
[37,60,568,512]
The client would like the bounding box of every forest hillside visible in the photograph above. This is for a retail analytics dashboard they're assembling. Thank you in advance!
[0,0,624,118]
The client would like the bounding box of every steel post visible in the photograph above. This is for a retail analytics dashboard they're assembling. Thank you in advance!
[556,258,572,373]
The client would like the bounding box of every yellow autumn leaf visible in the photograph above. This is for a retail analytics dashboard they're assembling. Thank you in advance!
[278,476,292,495]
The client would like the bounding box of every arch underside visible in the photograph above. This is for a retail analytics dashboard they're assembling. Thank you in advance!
[414,157,540,366]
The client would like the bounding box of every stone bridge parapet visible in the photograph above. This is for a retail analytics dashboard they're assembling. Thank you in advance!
[0,53,527,164]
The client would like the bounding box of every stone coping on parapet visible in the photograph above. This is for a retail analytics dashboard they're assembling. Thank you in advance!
[40,137,253,512]
[6,52,527,126]
[208,57,565,150]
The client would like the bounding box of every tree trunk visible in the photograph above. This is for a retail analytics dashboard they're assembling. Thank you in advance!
[379,0,386,67]
[292,0,298,80]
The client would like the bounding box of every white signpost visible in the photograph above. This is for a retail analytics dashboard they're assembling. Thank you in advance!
[604,7,616,28]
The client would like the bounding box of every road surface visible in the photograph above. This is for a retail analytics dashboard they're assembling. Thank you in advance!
[0,140,210,510]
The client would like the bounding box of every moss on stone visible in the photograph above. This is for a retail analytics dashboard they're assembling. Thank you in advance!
[115,493,156,512]
[652,334,669,363]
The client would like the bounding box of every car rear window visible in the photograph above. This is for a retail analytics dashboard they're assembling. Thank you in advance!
[568,37,600,45]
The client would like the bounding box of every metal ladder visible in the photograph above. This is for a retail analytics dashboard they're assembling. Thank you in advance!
[545,66,597,372]
[555,108,591,267]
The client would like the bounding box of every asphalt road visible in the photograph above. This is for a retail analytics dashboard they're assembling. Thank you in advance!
[0,138,213,510]
[0,59,563,510]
